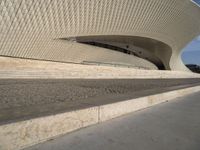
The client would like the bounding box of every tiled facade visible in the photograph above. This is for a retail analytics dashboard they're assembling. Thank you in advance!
[0,0,200,71]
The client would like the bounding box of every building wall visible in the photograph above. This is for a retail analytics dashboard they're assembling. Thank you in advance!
[0,0,200,71]
[75,36,169,70]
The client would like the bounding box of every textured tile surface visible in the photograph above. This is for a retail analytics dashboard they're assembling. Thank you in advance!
[0,0,200,70]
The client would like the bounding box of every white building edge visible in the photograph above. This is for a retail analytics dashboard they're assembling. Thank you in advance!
[0,0,200,71]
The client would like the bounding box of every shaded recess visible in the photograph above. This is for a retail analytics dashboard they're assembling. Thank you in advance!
[63,36,172,70]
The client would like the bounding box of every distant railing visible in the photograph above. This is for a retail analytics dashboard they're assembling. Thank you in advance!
[82,61,151,70]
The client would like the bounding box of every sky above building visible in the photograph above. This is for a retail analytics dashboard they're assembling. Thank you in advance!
[182,35,200,65]
[191,0,200,7]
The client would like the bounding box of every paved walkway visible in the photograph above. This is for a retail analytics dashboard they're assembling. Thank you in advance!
[1,79,200,125]
[1,79,199,110]
[26,91,200,150]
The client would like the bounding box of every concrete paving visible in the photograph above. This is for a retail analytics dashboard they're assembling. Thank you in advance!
[26,91,200,150]
[1,79,200,125]
[1,79,200,110]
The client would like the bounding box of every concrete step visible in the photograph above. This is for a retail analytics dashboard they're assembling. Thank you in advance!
[0,56,200,79]
[0,69,200,79]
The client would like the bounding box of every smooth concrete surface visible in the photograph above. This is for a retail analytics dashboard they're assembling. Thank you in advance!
[25,91,200,150]
[0,83,200,150]
[0,57,200,79]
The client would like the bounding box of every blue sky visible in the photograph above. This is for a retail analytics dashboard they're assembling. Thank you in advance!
[181,35,200,65]
[192,0,200,6]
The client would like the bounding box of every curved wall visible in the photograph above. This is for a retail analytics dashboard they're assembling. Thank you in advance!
[0,0,200,71]
[74,35,171,70]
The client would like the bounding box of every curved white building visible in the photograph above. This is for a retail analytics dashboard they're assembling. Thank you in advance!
[0,0,200,71]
